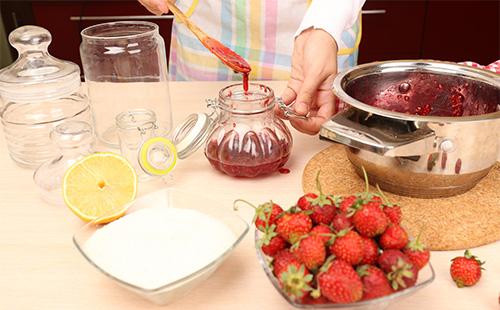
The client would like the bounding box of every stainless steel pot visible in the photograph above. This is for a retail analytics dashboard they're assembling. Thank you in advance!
[320,60,500,198]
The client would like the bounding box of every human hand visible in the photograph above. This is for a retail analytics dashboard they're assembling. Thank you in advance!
[276,28,338,135]
[138,0,170,15]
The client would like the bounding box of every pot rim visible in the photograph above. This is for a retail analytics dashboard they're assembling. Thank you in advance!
[333,59,500,123]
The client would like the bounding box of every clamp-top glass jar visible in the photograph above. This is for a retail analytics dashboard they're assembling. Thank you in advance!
[204,83,293,177]
[121,83,293,179]
[0,26,92,169]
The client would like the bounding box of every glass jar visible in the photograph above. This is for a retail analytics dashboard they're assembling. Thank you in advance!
[33,121,95,205]
[0,26,92,169]
[204,83,293,177]
[80,21,172,147]
[116,109,177,182]
[113,83,293,179]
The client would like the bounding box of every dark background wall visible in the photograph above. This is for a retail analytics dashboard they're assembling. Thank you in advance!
[1,0,499,70]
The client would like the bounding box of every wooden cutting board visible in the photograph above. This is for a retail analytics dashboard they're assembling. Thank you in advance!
[302,144,500,251]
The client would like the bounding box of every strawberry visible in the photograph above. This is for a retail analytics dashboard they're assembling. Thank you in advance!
[351,201,389,238]
[360,236,379,265]
[259,224,287,257]
[302,294,329,305]
[357,265,393,300]
[376,184,402,224]
[331,213,353,232]
[329,229,364,266]
[279,265,313,301]
[379,224,409,250]
[387,259,418,291]
[378,250,418,291]
[377,249,410,273]
[315,258,363,303]
[383,205,402,225]
[338,195,357,214]
[297,172,336,225]
[234,199,283,232]
[292,235,326,271]
[450,250,484,287]
[403,233,430,270]
[273,249,302,278]
[276,210,313,244]
[297,193,318,211]
[310,224,332,244]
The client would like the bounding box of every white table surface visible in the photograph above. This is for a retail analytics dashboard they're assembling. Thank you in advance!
[0,81,498,310]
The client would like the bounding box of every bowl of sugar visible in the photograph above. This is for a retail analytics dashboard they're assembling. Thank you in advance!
[73,188,249,305]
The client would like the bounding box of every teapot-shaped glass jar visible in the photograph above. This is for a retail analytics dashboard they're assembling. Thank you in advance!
[116,83,293,179]
[204,83,292,177]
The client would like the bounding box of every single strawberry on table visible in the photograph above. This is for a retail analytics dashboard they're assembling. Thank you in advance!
[329,229,364,266]
[314,258,363,303]
[357,264,393,300]
[276,208,313,244]
[291,234,326,271]
[403,233,430,271]
[233,199,283,231]
[450,250,484,287]
[296,171,336,225]
[379,224,409,250]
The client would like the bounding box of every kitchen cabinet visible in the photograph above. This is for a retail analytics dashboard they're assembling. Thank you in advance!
[358,1,427,63]
[1,1,173,70]
[359,0,499,65]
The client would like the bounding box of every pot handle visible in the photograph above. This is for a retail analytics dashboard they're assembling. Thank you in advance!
[319,109,436,157]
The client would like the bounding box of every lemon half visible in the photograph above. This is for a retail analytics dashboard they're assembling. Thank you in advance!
[63,152,138,223]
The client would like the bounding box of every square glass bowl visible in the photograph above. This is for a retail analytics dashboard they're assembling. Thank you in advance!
[73,189,249,305]
[255,230,435,309]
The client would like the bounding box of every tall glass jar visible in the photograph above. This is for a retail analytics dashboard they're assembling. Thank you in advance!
[80,21,172,147]
[0,26,92,169]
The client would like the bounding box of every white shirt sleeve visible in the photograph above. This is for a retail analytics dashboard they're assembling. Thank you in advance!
[295,0,366,45]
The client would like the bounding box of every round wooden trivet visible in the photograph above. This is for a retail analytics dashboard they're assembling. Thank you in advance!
[302,144,500,251]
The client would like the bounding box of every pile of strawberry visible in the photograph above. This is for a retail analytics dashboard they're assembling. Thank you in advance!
[242,172,430,304]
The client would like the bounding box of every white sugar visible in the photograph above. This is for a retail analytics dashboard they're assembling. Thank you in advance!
[84,207,236,290]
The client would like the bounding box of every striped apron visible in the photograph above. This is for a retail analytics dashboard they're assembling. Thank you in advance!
[169,0,361,81]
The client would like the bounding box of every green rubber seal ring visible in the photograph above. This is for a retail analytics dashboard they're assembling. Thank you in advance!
[138,137,178,176]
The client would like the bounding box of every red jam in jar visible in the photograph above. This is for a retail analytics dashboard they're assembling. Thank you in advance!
[204,83,292,178]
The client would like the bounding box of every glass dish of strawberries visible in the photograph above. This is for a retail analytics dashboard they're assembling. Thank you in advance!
[243,171,435,309]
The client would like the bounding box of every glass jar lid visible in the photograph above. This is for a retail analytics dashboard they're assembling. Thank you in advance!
[0,26,81,103]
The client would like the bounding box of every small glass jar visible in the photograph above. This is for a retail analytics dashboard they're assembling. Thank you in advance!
[204,83,293,177]
[33,121,95,205]
[80,21,172,147]
[0,26,92,169]
[116,109,177,182]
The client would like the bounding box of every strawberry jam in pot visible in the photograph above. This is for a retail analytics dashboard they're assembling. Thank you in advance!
[204,83,293,178]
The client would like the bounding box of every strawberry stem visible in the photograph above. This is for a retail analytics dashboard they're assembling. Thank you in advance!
[315,170,323,196]
[361,166,369,194]
[233,199,257,211]
[376,184,391,205]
